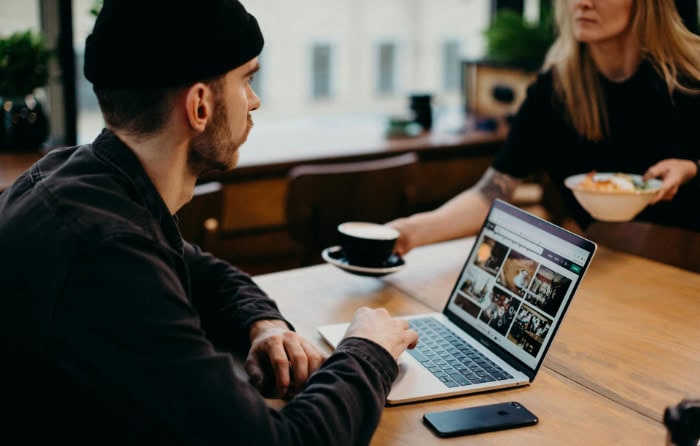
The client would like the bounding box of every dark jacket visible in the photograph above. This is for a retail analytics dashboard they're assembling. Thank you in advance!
[0,129,397,445]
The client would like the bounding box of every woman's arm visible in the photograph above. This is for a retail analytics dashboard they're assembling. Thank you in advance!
[387,167,522,255]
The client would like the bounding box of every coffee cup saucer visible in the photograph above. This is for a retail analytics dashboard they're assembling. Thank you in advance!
[321,245,405,277]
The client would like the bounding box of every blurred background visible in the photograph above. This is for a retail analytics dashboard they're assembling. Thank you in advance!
[2,0,698,148]
[0,0,560,147]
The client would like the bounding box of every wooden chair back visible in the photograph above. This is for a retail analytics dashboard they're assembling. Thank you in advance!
[176,181,223,248]
[286,152,419,266]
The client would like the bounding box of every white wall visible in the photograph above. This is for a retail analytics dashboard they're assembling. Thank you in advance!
[0,0,494,142]
[245,0,491,119]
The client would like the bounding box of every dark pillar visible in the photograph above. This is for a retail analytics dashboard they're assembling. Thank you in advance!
[57,0,77,146]
[40,0,77,147]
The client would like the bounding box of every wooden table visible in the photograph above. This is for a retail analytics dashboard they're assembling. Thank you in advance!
[253,238,700,445]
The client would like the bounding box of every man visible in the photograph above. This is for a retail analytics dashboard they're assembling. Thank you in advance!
[0,1,417,444]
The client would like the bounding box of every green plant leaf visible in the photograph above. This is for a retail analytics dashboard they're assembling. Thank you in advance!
[483,8,555,70]
[90,0,103,17]
[0,30,53,96]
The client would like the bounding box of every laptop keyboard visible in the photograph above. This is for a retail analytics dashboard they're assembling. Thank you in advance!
[407,317,513,388]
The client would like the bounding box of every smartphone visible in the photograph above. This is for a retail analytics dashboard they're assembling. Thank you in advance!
[423,401,538,438]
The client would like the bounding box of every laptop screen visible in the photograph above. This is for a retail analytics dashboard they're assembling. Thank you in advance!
[443,199,596,372]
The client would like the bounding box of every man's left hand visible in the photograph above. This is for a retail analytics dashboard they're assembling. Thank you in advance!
[245,319,327,399]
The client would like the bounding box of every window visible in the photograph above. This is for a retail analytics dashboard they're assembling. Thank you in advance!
[245,0,493,118]
[311,44,332,99]
[443,40,461,91]
[377,42,397,95]
[7,0,501,145]
[15,0,696,149]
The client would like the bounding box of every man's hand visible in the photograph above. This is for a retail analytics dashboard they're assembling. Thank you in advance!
[343,307,419,360]
[245,319,327,399]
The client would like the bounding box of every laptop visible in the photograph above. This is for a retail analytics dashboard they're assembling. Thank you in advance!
[318,199,597,405]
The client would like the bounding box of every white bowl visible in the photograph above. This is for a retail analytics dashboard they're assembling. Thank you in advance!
[564,172,662,222]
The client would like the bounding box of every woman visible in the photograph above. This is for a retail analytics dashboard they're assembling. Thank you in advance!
[389,0,700,255]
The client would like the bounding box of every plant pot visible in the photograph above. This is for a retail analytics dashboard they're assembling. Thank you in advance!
[0,94,49,152]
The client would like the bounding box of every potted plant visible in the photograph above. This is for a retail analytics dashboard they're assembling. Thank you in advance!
[482,7,555,71]
[0,30,53,151]
[465,4,555,126]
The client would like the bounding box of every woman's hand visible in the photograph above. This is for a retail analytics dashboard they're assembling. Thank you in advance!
[644,158,698,204]
[385,217,417,257]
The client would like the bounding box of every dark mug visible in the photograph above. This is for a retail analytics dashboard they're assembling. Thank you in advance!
[337,222,399,267]
[409,94,433,131]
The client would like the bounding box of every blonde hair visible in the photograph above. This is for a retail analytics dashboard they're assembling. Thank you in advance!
[543,0,700,141]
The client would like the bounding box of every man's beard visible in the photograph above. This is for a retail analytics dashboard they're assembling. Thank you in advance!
[187,97,250,177]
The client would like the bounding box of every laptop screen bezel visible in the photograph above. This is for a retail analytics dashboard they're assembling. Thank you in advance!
[441,199,597,381]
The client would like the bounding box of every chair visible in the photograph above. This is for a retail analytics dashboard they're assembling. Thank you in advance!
[286,152,419,266]
[176,181,223,248]
[584,221,700,273]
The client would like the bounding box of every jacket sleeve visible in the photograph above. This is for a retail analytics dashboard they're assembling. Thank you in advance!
[56,234,397,446]
[183,241,292,351]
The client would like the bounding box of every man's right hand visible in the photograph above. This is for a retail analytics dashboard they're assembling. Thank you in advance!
[342,307,419,360]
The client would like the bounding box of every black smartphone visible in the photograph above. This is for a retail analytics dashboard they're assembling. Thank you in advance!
[423,401,538,437]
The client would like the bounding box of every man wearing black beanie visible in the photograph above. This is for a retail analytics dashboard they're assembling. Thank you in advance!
[0,1,418,445]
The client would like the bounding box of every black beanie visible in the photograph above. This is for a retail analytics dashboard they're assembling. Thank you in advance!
[84,0,264,89]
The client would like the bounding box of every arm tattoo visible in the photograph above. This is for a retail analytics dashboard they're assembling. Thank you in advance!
[475,168,520,202]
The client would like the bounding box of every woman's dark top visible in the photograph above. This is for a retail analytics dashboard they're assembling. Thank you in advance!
[0,129,397,445]
[493,61,700,232]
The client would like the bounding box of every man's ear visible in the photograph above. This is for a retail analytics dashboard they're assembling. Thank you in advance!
[185,83,211,133]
